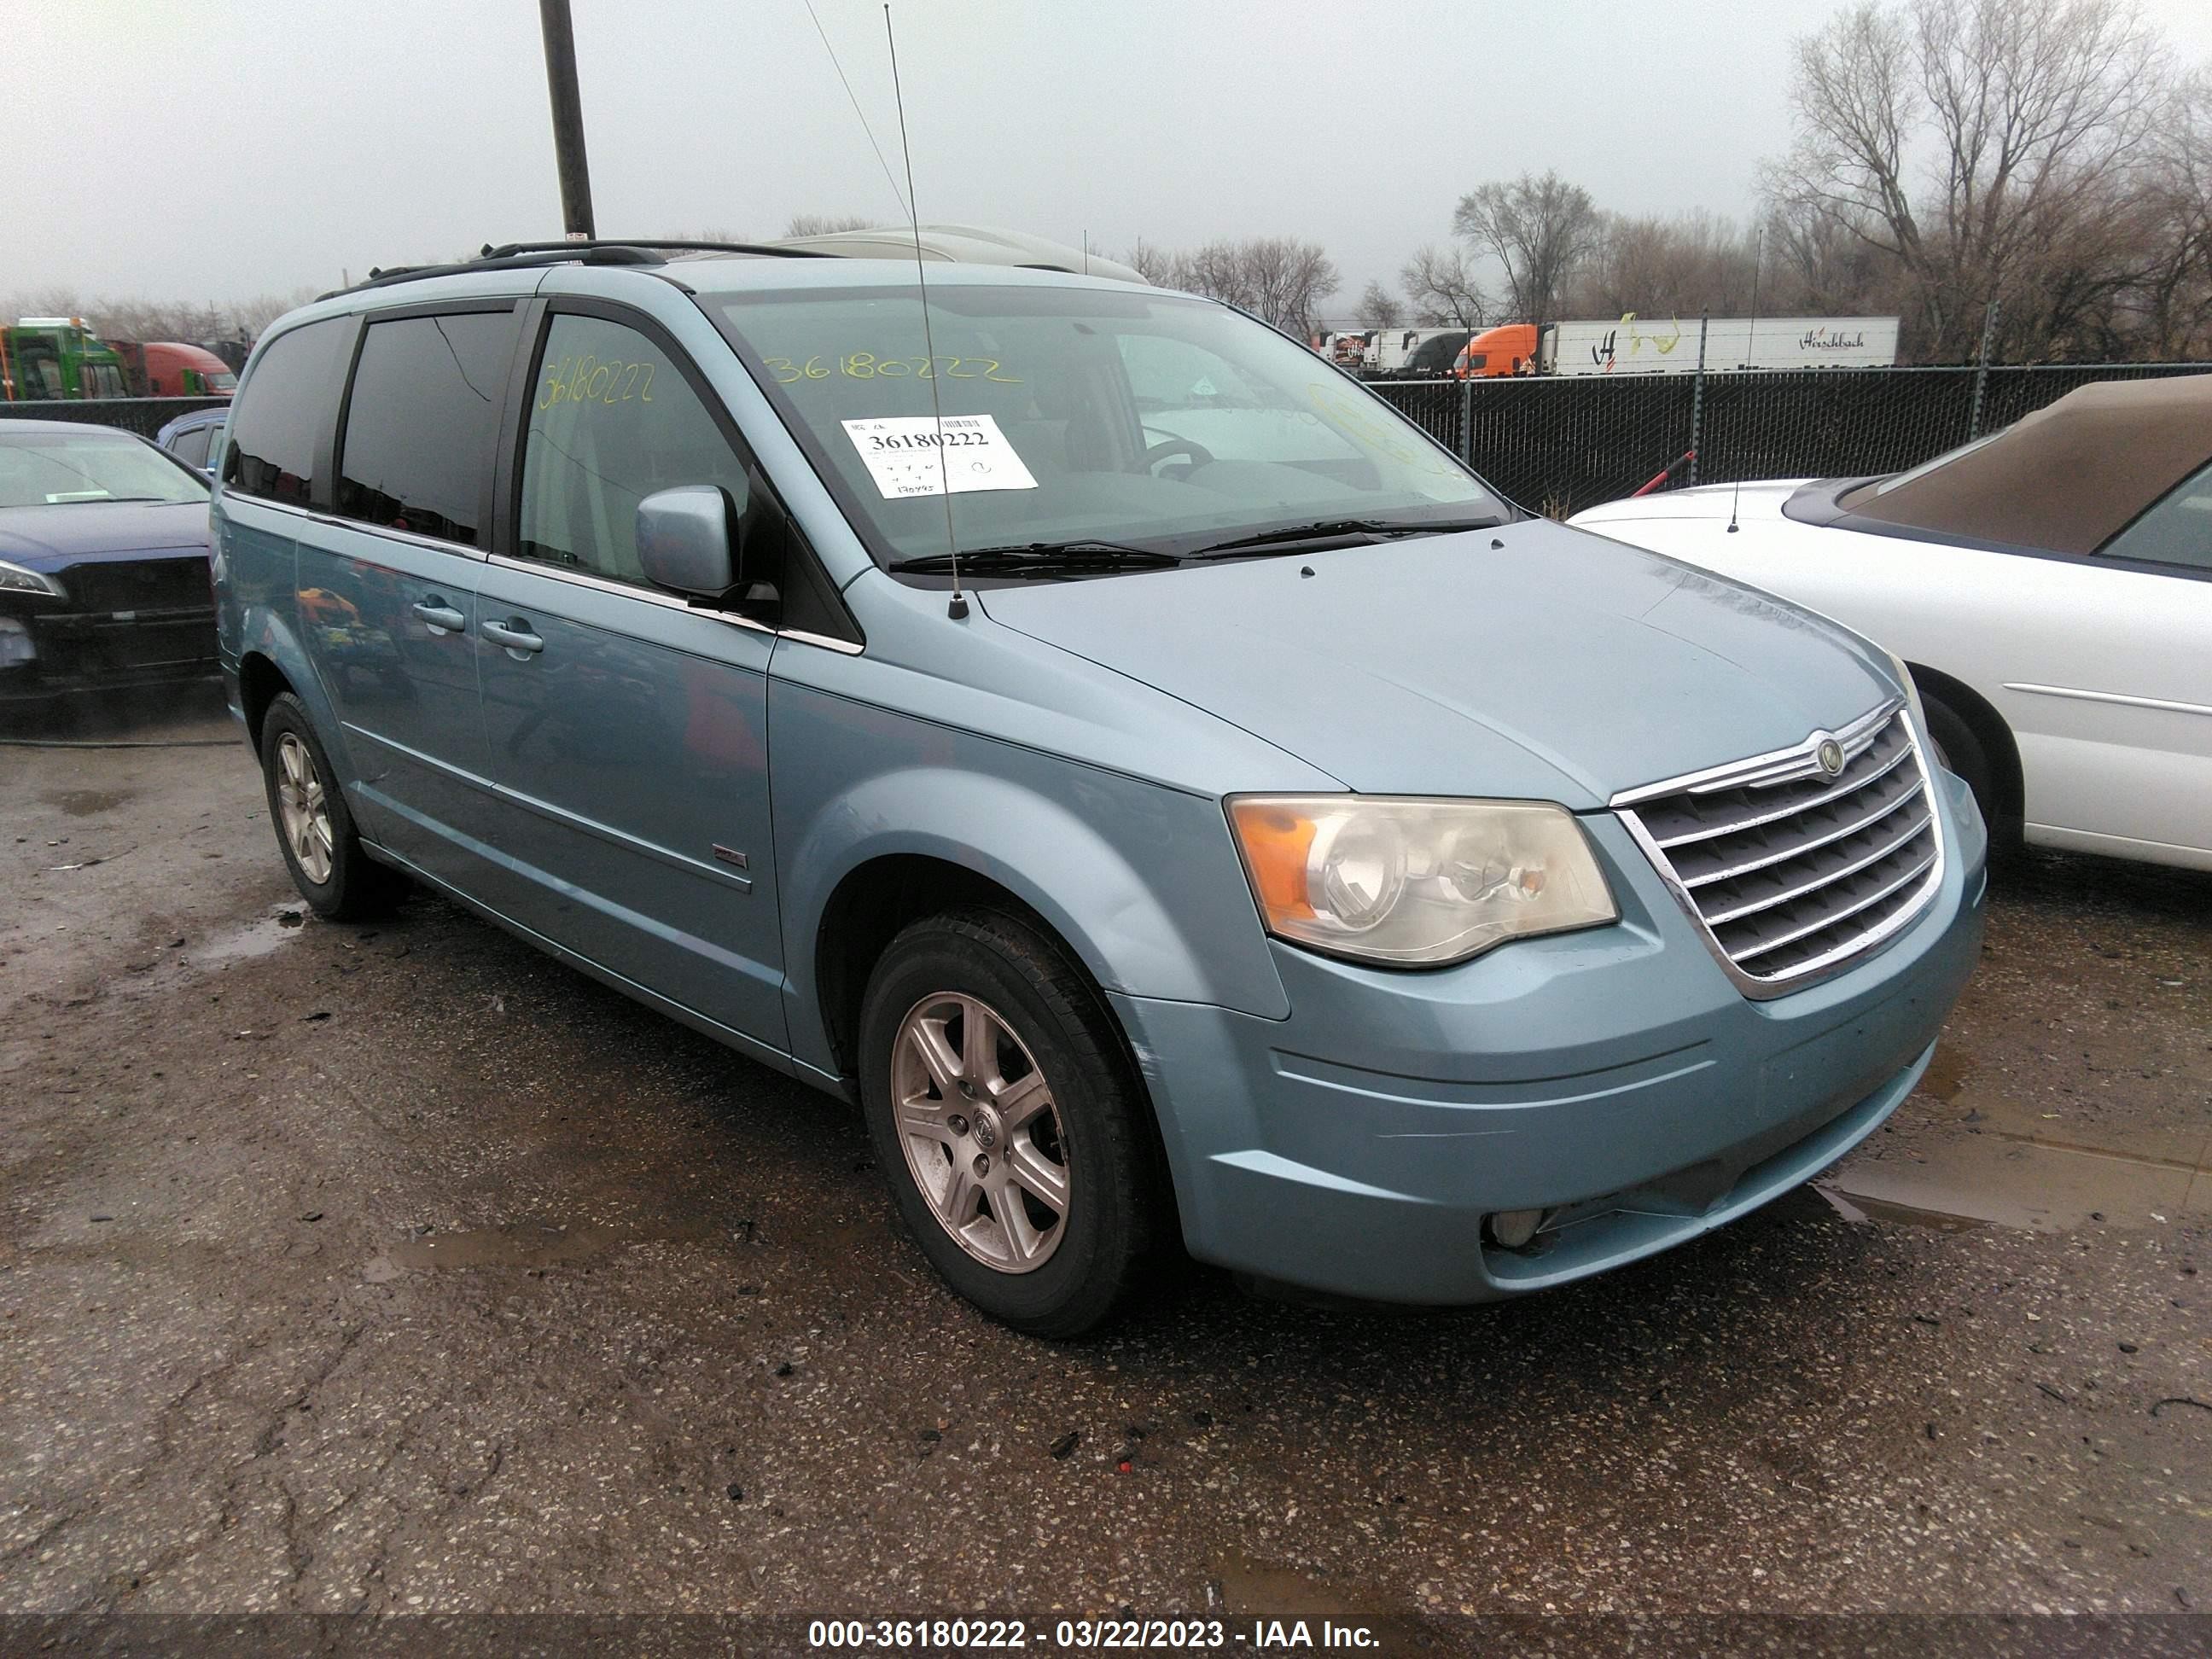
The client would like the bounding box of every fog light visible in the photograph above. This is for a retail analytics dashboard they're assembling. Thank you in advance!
[1486,1208,1544,1249]
[0,617,34,670]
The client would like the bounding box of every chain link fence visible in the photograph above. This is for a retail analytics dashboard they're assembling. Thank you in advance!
[9,366,2209,511]
[1,397,230,439]
[1371,364,2211,516]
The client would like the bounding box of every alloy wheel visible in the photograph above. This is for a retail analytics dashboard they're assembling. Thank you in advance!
[274,731,335,885]
[889,992,1072,1272]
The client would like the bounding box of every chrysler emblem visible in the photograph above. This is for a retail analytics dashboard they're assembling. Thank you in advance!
[1815,736,1845,777]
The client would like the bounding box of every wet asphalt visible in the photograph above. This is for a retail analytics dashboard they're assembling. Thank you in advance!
[1,689,2208,1628]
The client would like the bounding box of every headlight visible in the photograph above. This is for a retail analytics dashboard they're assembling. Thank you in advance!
[1226,795,1617,967]
[0,559,65,598]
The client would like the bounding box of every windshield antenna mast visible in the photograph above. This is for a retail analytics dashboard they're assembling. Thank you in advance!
[1728,224,1765,536]
[884,6,966,618]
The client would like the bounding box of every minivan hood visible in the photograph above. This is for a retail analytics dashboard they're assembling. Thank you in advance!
[0,501,212,571]
[980,518,1896,807]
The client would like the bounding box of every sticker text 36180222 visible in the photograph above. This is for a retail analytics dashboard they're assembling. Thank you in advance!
[765,354,1021,384]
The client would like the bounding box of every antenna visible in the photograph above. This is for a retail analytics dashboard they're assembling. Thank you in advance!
[800,0,910,219]
[884,5,966,619]
[1727,224,1765,535]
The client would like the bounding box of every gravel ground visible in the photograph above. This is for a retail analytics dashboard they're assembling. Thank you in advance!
[2,689,2207,1631]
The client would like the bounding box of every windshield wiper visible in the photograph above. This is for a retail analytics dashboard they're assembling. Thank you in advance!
[1186,515,1505,557]
[888,540,1183,576]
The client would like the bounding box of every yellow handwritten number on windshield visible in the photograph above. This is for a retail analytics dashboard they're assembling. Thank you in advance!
[763,354,1021,385]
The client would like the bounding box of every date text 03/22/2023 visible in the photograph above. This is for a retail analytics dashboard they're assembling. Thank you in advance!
[804,1616,1384,1650]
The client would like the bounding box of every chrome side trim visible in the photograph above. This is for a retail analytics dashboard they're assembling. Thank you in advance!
[2002,682,2212,719]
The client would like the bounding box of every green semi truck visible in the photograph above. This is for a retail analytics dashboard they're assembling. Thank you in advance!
[0,317,130,400]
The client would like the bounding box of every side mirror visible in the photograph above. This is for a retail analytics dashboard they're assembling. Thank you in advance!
[637,486,741,599]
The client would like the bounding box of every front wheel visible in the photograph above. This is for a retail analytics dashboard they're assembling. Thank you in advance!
[858,910,1158,1336]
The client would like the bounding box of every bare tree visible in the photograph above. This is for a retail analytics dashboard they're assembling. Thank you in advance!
[1570,210,1764,318]
[1121,236,1341,335]
[1398,244,1488,327]
[783,213,877,237]
[1451,172,1603,329]
[1356,280,1404,329]
[1767,0,2170,358]
[2134,72,2212,358]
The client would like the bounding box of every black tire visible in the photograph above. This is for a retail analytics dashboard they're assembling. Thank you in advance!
[858,908,1159,1337]
[258,691,405,921]
[1920,692,2001,839]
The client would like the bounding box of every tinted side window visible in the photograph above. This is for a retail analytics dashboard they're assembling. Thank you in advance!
[335,311,519,545]
[517,313,753,585]
[2102,458,2212,573]
[224,319,349,504]
[170,426,212,467]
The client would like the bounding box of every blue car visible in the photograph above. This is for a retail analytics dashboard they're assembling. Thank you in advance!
[154,405,230,478]
[0,419,217,703]
[210,246,1985,1334]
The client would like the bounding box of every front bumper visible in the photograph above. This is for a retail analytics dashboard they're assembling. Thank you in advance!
[1115,769,1987,1305]
[0,598,218,702]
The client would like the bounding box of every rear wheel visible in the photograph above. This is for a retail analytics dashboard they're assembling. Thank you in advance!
[258,692,405,920]
[858,909,1156,1336]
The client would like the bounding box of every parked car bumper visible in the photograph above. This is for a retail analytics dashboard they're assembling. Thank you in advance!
[0,603,219,701]
[1115,770,1988,1305]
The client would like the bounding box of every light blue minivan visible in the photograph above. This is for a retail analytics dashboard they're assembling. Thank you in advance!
[211,242,1985,1334]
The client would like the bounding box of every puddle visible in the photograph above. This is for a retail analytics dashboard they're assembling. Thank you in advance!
[1916,1042,1973,1102]
[1821,1132,2203,1233]
[1815,1183,1987,1233]
[44,788,137,818]
[365,1215,725,1278]
[1213,1559,1358,1619]
[192,906,308,965]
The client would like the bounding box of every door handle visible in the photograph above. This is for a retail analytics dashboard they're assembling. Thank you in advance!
[481,617,544,657]
[411,598,466,634]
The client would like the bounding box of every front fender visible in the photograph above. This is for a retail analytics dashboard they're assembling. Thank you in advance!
[771,688,1291,1075]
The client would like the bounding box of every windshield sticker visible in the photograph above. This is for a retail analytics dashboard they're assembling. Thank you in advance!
[766,354,1021,384]
[841,415,1039,499]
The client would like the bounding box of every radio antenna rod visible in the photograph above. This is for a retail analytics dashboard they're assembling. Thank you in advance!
[884,5,966,618]
[1728,224,1765,536]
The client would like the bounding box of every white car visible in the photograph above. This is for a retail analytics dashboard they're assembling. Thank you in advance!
[1571,375,2212,873]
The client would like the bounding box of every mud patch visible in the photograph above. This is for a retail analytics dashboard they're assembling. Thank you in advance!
[366,1215,727,1278]
[43,788,138,818]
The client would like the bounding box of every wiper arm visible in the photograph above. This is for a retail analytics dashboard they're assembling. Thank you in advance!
[1187,515,1505,557]
[888,539,1183,575]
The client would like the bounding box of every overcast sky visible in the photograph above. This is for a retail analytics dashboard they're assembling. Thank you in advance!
[14,0,2212,319]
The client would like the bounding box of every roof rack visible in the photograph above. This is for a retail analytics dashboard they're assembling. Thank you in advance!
[317,238,830,303]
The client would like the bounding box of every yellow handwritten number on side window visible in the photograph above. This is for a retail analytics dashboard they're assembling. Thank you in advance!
[537,353,657,411]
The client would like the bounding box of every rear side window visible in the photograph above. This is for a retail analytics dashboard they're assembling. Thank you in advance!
[516,312,754,585]
[170,426,212,467]
[336,310,520,544]
[225,319,349,504]
[2102,457,2212,573]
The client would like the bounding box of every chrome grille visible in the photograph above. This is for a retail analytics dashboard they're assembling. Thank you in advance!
[1613,703,1942,996]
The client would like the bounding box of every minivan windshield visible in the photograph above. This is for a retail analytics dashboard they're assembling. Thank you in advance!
[0,429,209,509]
[710,284,1506,570]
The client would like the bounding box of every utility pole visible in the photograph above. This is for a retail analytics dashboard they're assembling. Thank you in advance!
[538,0,596,241]
[1968,299,2000,439]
